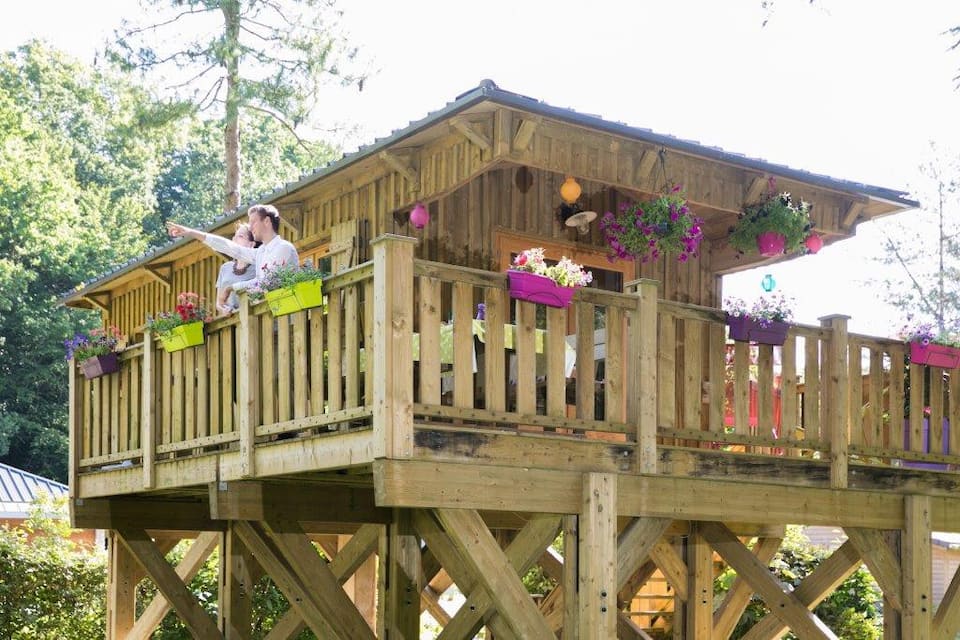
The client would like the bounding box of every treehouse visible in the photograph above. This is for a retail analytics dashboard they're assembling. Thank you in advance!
[64,79,959,639]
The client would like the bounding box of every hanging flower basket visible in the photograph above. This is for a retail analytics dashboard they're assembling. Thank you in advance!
[909,342,960,368]
[159,321,205,353]
[507,271,578,308]
[79,353,120,380]
[264,279,323,317]
[726,315,789,346]
[756,231,787,257]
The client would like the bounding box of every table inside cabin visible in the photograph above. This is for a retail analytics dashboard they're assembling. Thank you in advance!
[411,319,577,380]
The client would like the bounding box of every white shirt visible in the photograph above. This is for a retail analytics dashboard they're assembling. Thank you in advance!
[203,233,299,292]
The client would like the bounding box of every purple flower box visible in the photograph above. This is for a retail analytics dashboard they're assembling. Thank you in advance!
[909,342,960,369]
[80,353,120,380]
[726,315,788,346]
[507,271,577,308]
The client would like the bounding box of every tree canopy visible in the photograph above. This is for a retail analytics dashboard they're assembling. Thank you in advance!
[110,0,366,211]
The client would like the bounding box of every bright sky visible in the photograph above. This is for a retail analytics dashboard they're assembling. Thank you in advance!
[4,0,960,337]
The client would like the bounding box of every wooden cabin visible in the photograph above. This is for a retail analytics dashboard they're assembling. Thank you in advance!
[64,79,960,639]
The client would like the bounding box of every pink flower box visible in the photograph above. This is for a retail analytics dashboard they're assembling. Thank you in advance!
[507,271,577,308]
[909,342,960,368]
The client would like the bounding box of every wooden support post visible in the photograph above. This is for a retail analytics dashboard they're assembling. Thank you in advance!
[220,523,260,639]
[685,522,713,639]
[141,330,156,490]
[68,358,80,497]
[884,529,903,640]
[106,531,137,639]
[626,279,659,474]
[236,293,258,477]
[385,508,421,640]
[562,514,580,640]
[579,473,617,639]
[820,314,850,488]
[902,495,932,639]
[371,235,417,459]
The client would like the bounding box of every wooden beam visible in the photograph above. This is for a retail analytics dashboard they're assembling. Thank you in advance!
[821,314,850,488]
[267,524,382,637]
[232,520,339,639]
[713,536,782,638]
[116,528,222,639]
[210,481,391,525]
[143,262,173,289]
[841,200,867,230]
[371,235,417,459]
[450,118,492,153]
[562,514,579,637]
[650,538,688,601]
[72,496,219,531]
[378,150,419,184]
[141,330,156,490]
[384,510,420,640]
[435,508,556,639]
[276,202,304,236]
[83,291,112,312]
[129,532,220,639]
[411,509,534,640]
[701,522,837,639]
[375,460,936,529]
[740,539,862,640]
[512,116,540,153]
[902,495,932,639]
[221,525,261,640]
[261,518,377,640]
[844,527,903,610]
[685,523,713,639]
[634,149,659,185]
[744,174,769,205]
[107,531,138,639]
[579,473,617,638]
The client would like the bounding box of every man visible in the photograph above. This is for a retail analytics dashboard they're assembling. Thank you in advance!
[166,204,299,294]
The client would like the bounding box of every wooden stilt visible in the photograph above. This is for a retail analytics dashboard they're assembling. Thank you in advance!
[578,473,617,639]
[685,522,713,639]
[902,495,932,639]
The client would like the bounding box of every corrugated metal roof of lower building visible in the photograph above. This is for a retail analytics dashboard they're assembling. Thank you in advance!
[61,78,918,302]
[0,462,68,507]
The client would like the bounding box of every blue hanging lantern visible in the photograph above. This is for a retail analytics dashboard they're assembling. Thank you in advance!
[761,273,776,292]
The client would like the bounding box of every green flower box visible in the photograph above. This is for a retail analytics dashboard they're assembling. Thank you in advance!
[159,321,205,353]
[264,279,323,317]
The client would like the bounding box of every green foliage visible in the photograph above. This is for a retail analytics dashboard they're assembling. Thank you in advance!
[0,495,106,639]
[729,186,813,254]
[0,43,171,480]
[716,527,883,639]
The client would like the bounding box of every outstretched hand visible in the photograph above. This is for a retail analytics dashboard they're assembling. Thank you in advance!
[166,221,187,238]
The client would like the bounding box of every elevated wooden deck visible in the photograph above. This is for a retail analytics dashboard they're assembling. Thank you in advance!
[70,236,960,639]
[70,235,960,505]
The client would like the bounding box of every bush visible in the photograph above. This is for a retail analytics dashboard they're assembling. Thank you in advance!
[0,495,106,639]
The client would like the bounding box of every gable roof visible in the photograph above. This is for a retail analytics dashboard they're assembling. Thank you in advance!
[0,462,68,519]
[63,79,918,303]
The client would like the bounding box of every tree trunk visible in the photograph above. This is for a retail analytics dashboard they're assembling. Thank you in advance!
[222,0,241,213]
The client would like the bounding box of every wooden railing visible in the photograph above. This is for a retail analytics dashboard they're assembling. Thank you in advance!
[69,235,960,496]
